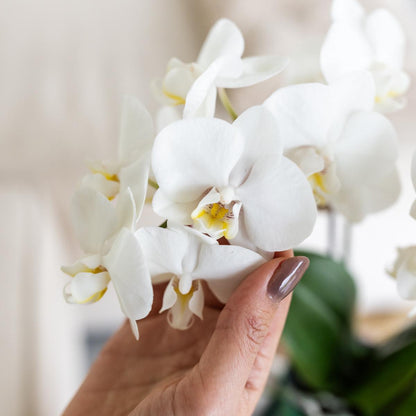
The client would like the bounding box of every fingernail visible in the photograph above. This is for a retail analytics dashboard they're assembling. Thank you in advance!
[267,256,309,302]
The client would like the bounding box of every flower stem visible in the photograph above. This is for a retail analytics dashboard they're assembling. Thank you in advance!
[218,88,238,121]
[148,178,159,190]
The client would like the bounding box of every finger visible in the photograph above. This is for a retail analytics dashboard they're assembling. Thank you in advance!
[244,294,291,411]
[190,256,309,412]
[274,249,293,258]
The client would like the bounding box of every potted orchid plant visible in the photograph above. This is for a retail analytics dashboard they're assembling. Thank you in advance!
[62,1,416,415]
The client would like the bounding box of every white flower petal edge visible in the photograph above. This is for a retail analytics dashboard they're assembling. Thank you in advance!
[103,228,153,340]
[136,224,266,329]
[333,111,400,221]
[152,107,317,251]
[118,96,154,164]
[215,56,289,89]
[193,243,266,303]
[238,156,317,251]
[197,19,245,68]
[71,187,118,254]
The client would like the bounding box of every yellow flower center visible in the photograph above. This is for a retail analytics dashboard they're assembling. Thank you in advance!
[192,202,232,239]
[173,279,197,312]
[309,172,329,207]
[375,89,400,103]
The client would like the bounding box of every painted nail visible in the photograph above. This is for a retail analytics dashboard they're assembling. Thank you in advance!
[267,256,309,302]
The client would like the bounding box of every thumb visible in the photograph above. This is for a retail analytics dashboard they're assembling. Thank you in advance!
[193,256,309,413]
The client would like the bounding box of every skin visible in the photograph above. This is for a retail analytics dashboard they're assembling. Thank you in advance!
[63,251,293,416]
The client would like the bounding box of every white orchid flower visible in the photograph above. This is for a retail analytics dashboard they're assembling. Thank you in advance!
[82,96,154,215]
[264,71,400,222]
[321,0,410,112]
[151,106,317,252]
[62,187,153,339]
[389,247,416,316]
[152,18,288,118]
[136,224,265,330]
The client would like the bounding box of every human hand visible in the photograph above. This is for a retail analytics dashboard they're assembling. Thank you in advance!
[63,254,309,416]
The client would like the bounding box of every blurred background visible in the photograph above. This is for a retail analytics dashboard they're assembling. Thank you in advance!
[1,0,416,414]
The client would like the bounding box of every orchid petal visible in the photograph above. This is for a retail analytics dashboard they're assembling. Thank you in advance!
[119,156,150,219]
[118,96,154,165]
[184,57,241,118]
[161,61,201,105]
[335,111,398,186]
[151,78,173,106]
[231,106,283,184]
[328,71,375,138]
[61,254,102,276]
[160,277,178,313]
[366,9,405,69]
[156,106,181,132]
[197,18,244,68]
[330,71,375,114]
[167,300,195,331]
[152,190,197,225]
[194,244,265,303]
[230,217,274,260]
[216,56,289,88]
[115,188,136,231]
[87,159,119,177]
[152,118,244,203]
[103,228,153,340]
[71,187,117,254]
[188,281,204,320]
[320,22,372,83]
[285,146,325,177]
[135,226,187,280]
[264,83,333,149]
[332,169,400,222]
[332,111,400,221]
[238,156,317,251]
[65,271,110,304]
[81,173,120,200]
[397,261,416,301]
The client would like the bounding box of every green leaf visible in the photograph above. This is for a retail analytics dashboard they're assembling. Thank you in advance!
[347,323,416,415]
[262,400,305,416]
[283,251,358,390]
[294,250,356,326]
[392,388,416,416]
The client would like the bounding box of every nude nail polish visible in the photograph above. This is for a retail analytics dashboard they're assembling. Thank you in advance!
[267,256,309,302]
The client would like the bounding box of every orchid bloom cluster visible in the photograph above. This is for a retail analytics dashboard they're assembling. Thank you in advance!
[62,3,409,339]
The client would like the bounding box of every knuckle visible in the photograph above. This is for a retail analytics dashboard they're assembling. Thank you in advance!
[243,312,271,354]
[216,304,273,356]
